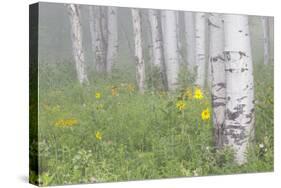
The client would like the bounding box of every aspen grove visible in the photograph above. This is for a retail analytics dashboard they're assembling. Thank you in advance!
[31,3,274,186]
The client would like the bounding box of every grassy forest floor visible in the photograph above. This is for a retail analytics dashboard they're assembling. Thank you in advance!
[30,61,274,186]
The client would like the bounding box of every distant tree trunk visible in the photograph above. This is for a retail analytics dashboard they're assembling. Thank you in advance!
[184,12,196,70]
[88,6,96,63]
[148,9,168,90]
[223,15,255,165]
[209,13,225,149]
[92,6,107,73]
[100,7,108,52]
[176,12,183,65]
[132,9,145,93]
[145,11,154,66]
[161,12,168,64]
[261,16,270,65]
[195,12,206,88]
[106,7,118,74]
[66,4,88,84]
[163,10,179,91]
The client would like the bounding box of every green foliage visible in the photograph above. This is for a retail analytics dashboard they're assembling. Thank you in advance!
[177,64,197,89]
[33,61,273,186]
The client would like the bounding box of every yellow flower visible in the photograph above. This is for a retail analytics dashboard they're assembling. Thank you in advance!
[127,84,135,93]
[54,118,78,127]
[95,92,101,99]
[176,100,186,111]
[194,88,203,100]
[201,108,210,121]
[111,86,118,96]
[95,131,102,140]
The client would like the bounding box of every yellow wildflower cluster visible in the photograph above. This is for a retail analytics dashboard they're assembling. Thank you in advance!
[176,100,187,111]
[193,87,203,100]
[95,92,101,99]
[95,131,102,140]
[201,108,210,121]
[54,118,78,127]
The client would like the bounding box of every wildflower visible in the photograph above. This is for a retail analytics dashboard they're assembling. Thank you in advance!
[201,108,210,121]
[127,84,135,93]
[95,131,102,140]
[111,86,118,96]
[54,118,78,127]
[176,100,186,111]
[194,87,203,100]
[259,143,264,149]
[95,92,101,99]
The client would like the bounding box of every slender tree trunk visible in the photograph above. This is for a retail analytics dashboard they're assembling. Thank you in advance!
[176,12,183,64]
[66,4,88,84]
[161,11,168,65]
[106,7,118,74]
[88,6,96,64]
[91,6,107,73]
[145,12,154,67]
[223,14,255,165]
[195,13,206,88]
[209,13,226,149]
[100,7,108,51]
[132,9,145,93]
[184,12,196,70]
[162,10,179,91]
[148,9,168,90]
[261,16,270,65]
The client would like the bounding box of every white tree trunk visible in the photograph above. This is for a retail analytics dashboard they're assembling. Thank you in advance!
[148,9,168,90]
[163,10,179,91]
[100,7,108,49]
[261,16,270,65]
[88,6,96,64]
[132,9,145,93]
[195,12,206,88]
[184,12,196,69]
[176,12,183,64]
[209,13,225,149]
[223,14,255,165]
[91,6,107,72]
[106,7,118,74]
[66,4,88,84]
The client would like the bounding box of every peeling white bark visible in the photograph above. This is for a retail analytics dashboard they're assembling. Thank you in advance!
[184,12,196,69]
[106,7,118,74]
[209,13,226,149]
[162,10,179,91]
[67,4,88,84]
[223,14,255,165]
[132,9,145,93]
[195,12,206,88]
[261,17,270,65]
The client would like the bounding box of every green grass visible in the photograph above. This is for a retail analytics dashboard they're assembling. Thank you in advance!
[30,61,274,186]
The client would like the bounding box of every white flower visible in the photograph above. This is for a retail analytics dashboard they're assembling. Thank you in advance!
[259,143,264,148]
